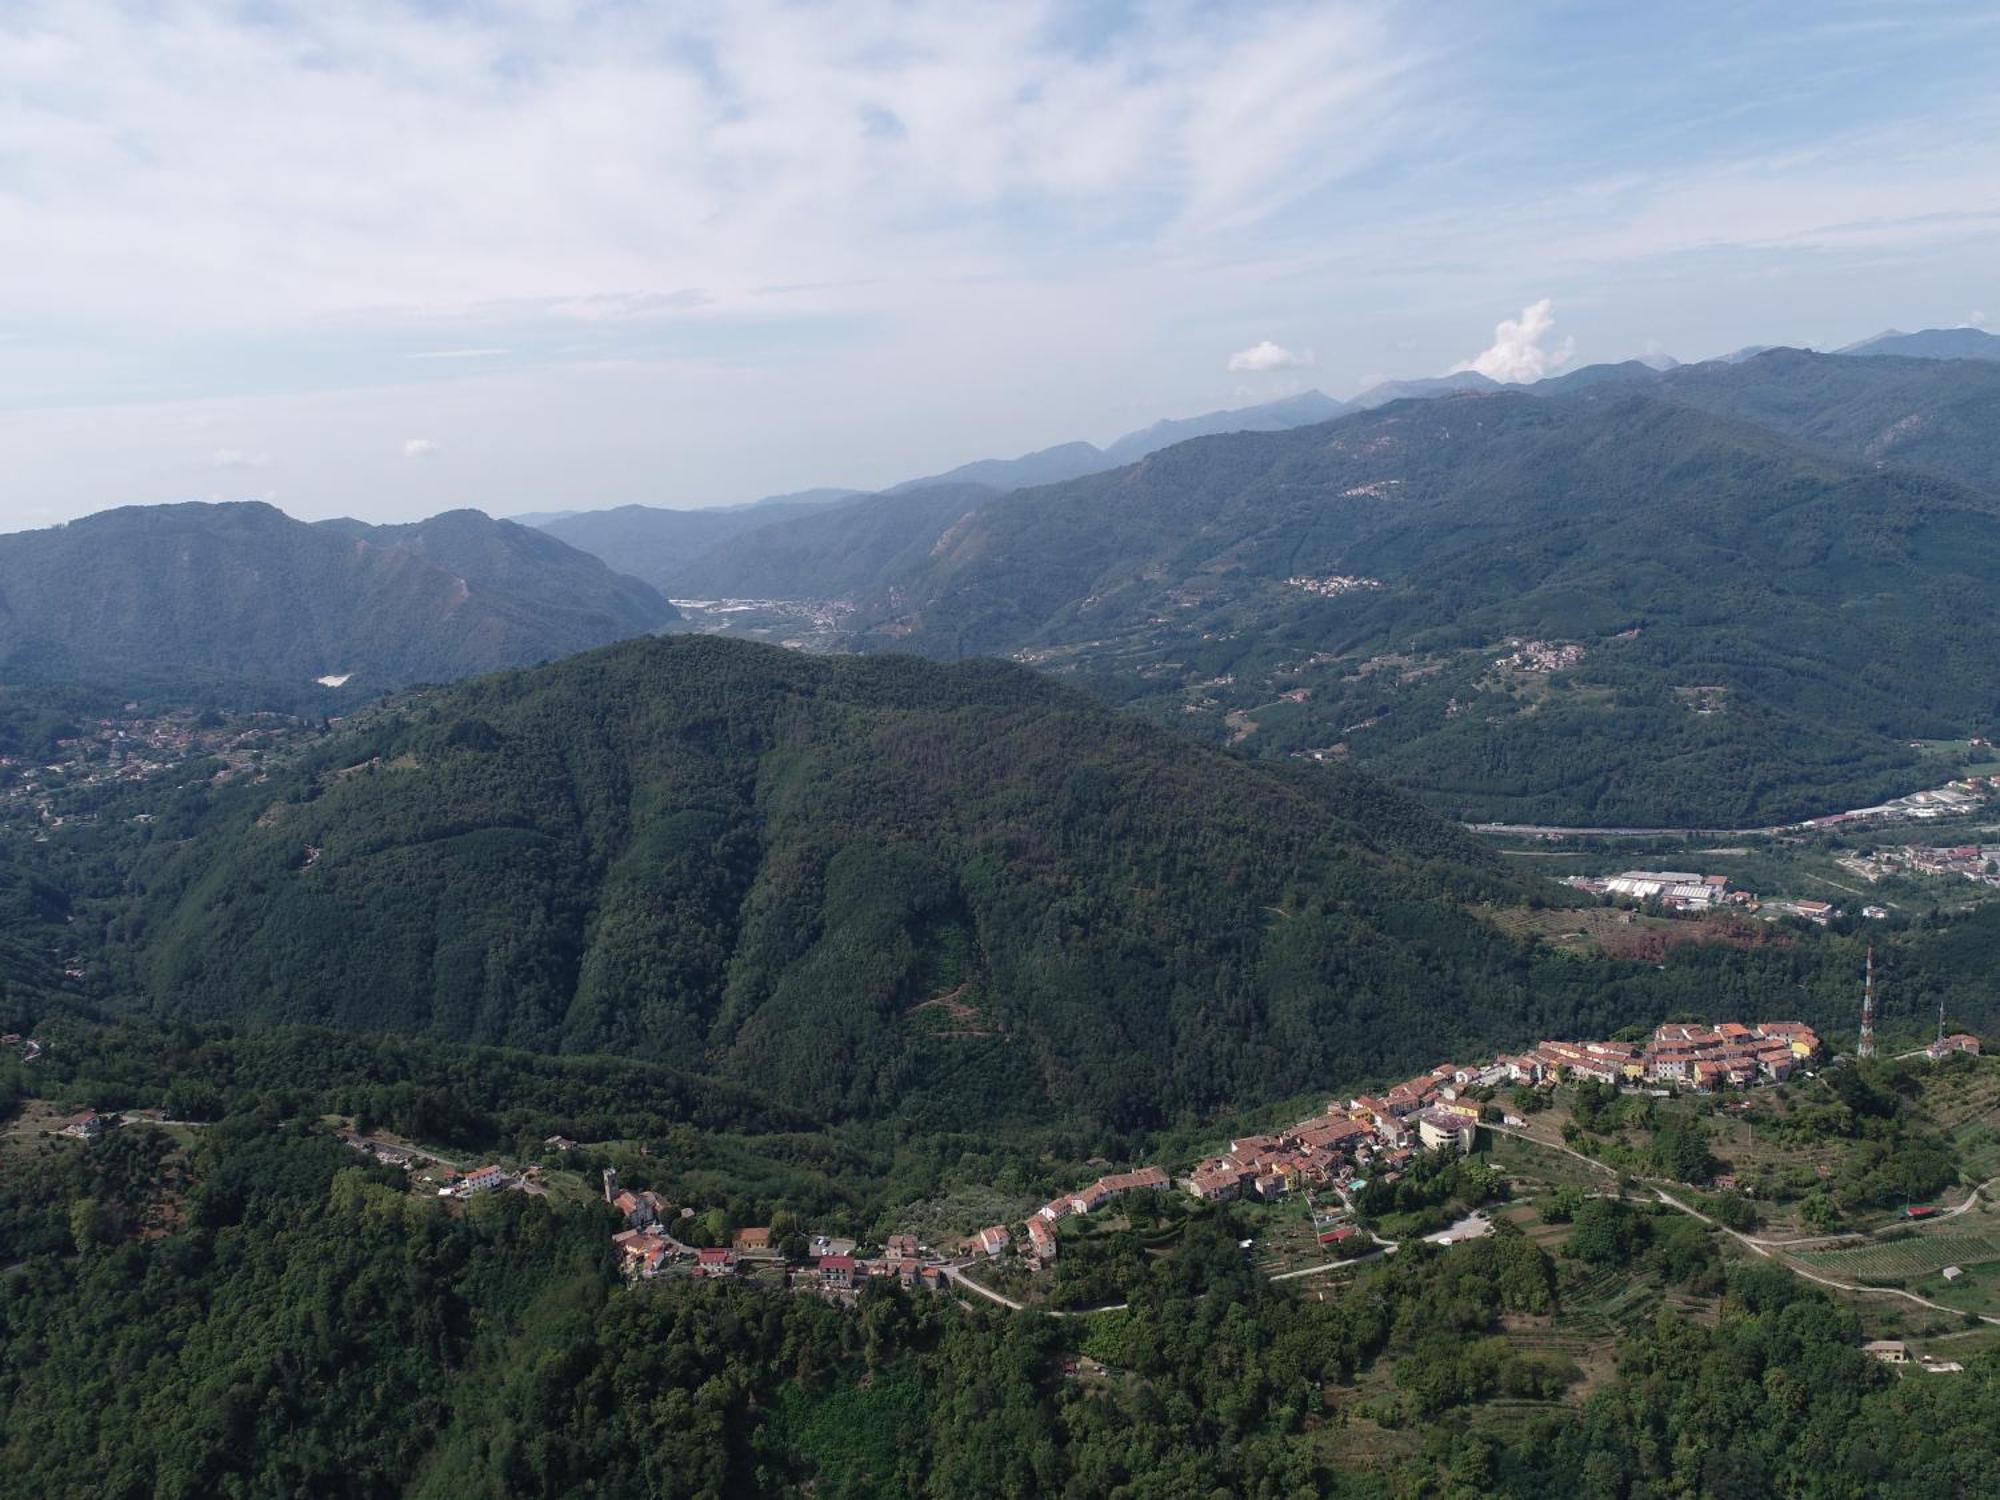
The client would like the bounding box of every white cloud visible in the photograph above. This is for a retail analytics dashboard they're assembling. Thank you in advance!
[1450,298,1575,382]
[211,447,268,468]
[1227,339,1313,373]
[406,348,509,360]
[1970,310,1989,327]
[402,438,438,459]
[0,2,1414,330]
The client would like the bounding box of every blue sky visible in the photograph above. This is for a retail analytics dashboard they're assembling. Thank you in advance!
[1,0,1997,527]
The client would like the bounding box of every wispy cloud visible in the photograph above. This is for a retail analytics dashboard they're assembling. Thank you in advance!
[0,2,1415,330]
[211,447,268,469]
[406,348,509,361]
[401,438,439,459]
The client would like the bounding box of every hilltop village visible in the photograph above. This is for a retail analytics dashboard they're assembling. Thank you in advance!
[575,1017,1829,1297]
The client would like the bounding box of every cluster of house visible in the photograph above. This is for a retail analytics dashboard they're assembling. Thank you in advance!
[1637,1022,1821,1088]
[1564,870,1748,912]
[1282,574,1384,598]
[1493,638,1585,674]
[1842,842,2000,889]
[1,707,307,833]
[603,1173,952,1294]
[1170,1020,1826,1209]
[1183,1077,1490,1208]
[1022,1166,1173,1260]
[1801,775,1999,831]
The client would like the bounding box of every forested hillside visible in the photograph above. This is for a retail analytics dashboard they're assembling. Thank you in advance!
[1625,348,2000,492]
[89,634,1559,1130]
[826,387,2000,824]
[4,1029,1998,1499]
[0,502,674,692]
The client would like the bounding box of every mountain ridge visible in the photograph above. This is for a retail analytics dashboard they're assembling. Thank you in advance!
[0,500,675,692]
[822,384,2000,823]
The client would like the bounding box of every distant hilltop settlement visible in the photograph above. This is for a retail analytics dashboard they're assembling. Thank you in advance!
[588,1019,1827,1295]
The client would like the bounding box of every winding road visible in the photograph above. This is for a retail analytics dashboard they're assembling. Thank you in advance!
[1488,1123,2000,1326]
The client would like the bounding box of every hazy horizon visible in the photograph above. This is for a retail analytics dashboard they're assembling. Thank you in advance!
[4,1,1997,528]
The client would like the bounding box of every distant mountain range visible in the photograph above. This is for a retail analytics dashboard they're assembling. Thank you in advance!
[531,327,1998,597]
[538,490,863,594]
[534,389,1356,591]
[1838,327,2000,361]
[0,502,675,693]
[9,324,1997,824]
[603,341,2000,825]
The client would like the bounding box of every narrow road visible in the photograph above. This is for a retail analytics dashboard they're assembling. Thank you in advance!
[1652,1185,2000,1327]
[942,1263,1025,1311]
[941,1262,1126,1318]
[1269,1242,1398,1281]
[1491,1123,2000,1325]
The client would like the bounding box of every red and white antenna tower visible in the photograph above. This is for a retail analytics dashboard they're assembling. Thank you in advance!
[1858,946,1877,1060]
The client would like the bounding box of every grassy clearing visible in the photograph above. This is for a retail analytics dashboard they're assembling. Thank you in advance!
[1904,1258,2000,1318]
[1483,1131,1611,1196]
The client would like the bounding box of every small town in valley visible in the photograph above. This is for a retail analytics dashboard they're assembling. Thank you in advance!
[1840,842,2000,890]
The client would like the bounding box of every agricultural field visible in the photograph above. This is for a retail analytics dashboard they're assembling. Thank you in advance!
[1793,1231,2000,1282]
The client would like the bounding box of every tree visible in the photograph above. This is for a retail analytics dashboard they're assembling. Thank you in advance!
[68,1196,106,1251]
[1541,1185,1586,1224]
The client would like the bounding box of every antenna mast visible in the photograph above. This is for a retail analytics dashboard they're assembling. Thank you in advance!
[1858,946,1877,1060]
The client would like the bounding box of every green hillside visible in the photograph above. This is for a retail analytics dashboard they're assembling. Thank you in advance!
[839,390,2000,824]
[95,634,1564,1131]
[1644,349,2000,492]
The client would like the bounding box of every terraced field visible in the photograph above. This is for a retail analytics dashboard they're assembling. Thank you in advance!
[1794,1232,2000,1282]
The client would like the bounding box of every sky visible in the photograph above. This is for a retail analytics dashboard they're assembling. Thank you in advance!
[2,1,1998,528]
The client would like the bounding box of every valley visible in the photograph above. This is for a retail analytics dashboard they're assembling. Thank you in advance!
[12,5,2000,1491]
